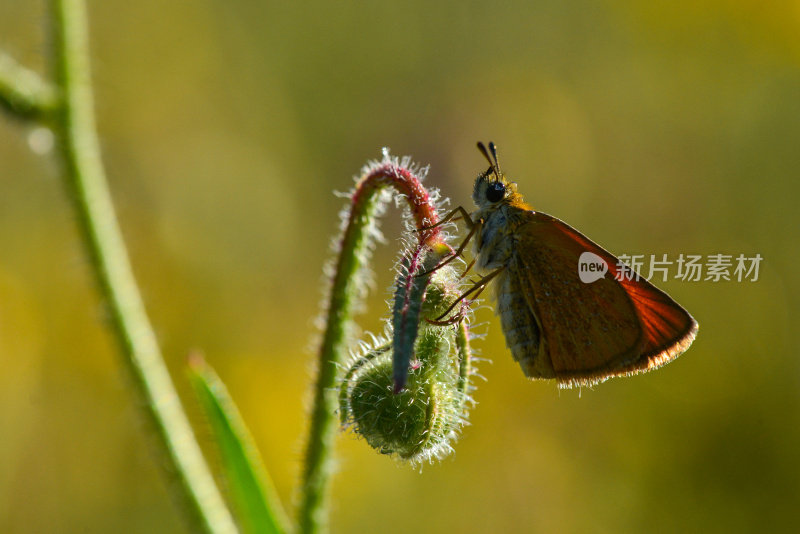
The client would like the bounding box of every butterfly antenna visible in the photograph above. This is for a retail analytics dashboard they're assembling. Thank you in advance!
[477,141,492,166]
[488,141,501,178]
[477,141,502,181]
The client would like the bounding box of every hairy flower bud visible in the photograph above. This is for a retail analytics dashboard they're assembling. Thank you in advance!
[339,244,475,464]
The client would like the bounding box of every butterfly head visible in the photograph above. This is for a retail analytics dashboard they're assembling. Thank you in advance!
[472,141,529,210]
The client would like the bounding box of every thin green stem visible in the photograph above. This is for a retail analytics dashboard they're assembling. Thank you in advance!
[299,191,381,534]
[0,51,59,120]
[49,1,236,532]
[298,163,442,534]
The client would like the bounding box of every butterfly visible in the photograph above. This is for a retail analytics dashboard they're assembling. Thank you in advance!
[432,142,697,387]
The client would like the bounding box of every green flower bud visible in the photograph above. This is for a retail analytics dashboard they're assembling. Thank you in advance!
[339,243,475,464]
[339,325,468,464]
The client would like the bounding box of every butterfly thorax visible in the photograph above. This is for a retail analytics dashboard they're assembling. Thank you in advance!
[473,203,532,273]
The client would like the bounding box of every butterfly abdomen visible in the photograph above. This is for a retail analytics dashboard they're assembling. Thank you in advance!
[494,269,556,379]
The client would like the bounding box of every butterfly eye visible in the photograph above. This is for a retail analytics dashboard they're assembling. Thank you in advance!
[486,182,505,203]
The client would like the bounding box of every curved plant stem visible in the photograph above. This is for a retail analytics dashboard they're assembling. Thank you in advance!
[49,1,236,532]
[298,162,443,534]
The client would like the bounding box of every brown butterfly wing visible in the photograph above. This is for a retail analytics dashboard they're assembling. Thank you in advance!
[509,210,697,386]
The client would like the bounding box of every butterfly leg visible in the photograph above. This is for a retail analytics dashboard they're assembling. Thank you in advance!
[418,205,474,232]
[430,266,505,323]
[425,312,466,327]
[459,257,477,279]
[424,267,490,326]
[416,214,483,278]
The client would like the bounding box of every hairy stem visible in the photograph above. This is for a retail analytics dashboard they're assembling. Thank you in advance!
[298,162,442,534]
[49,1,236,532]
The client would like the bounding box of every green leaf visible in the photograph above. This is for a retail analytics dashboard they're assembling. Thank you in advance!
[188,355,292,534]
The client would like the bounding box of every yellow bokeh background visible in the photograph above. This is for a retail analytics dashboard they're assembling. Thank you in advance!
[1,1,799,532]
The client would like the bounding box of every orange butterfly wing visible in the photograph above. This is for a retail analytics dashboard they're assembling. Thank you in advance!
[507,210,697,386]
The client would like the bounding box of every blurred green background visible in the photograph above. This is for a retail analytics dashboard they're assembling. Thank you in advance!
[1,1,798,532]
